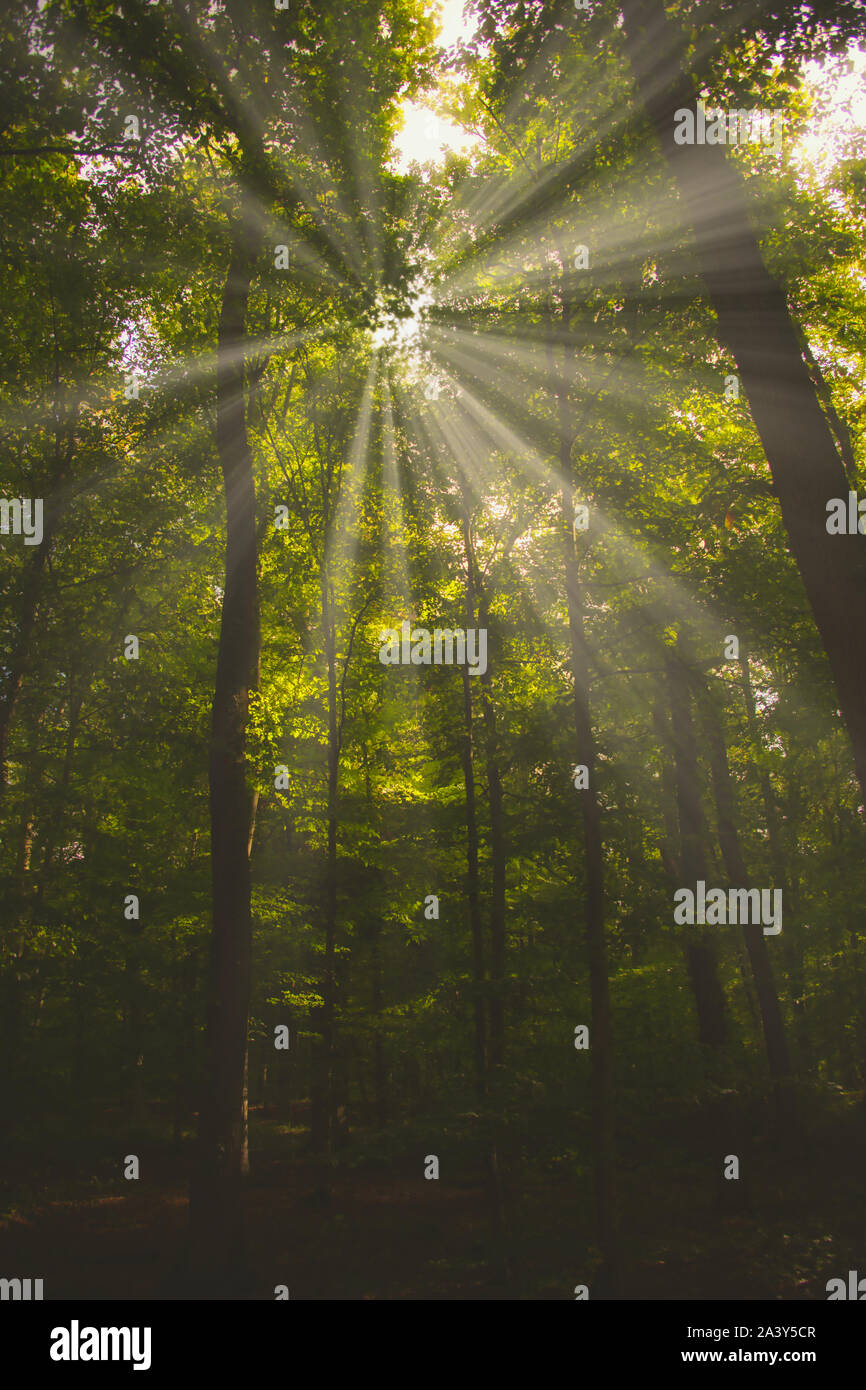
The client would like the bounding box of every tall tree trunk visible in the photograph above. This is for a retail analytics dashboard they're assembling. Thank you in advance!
[461,507,512,1283]
[481,623,506,1072]
[0,345,76,797]
[739,655,808,1062]
[697,681,791,1078]
[665,639,728,1047]
[562,491,617,1281]
[467,548,507,1071]
[361,746,388,1128]
[549,278,617,1282]
[124,932,145,1123]
[33,690,83,912]
[0,815,34,1118]
[311,575,339,1156]
[621,0,866,805]
[653,707,682,882]
[189,223,262,1289]
[173,944,198,1152]
[0,542,49,799]
[371,919,387,1128]
[460,510,487,1100]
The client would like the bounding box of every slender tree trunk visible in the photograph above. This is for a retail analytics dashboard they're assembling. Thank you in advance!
[562,505,616,1275]
[0,816,34,1117]
[0,375,75,798]
[173,946,198,1152]
[697,682,790,1077]
[665,640,728,1047]
[653,708,681,882]
[361,744,388,1127]
[462,532,507,1072]
[325,600,338,1130]
[546,264,617,1283]
[461,510,512,1282]
[739,655,809,1062]
[0,543,49,798]
[189,223,262,1289]
[477,580,507,1072]
[371,920,387,1128]
[33,691,83,911]
[312,575,339,1156]
[460,511,487,1100]
[621,0,866,805]
[484,759,506,1068]
[124,936,145,1122]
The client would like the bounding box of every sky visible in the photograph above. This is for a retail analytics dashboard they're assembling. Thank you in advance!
[793,47,866,181]
[392,0,481,172]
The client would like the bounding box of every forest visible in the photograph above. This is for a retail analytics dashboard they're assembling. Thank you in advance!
[1,0,865,1303]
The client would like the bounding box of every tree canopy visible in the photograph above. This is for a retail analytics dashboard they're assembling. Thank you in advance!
[1,0,865,1304]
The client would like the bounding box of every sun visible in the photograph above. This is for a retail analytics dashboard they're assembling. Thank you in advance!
[369,282,435,357]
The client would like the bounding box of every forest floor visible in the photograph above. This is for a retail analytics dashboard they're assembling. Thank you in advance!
[2,1088,865,1300]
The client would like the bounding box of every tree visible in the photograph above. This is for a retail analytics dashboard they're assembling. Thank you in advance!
[620,0,866,805]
